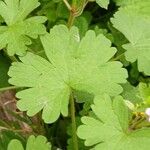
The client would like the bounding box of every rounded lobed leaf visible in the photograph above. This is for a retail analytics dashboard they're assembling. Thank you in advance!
[8,25,127,123]
[0,0,47,56]
[111,1,150,75]
[77,94,150,150]
[7,135,51,150]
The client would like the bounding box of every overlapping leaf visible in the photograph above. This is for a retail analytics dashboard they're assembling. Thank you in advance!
[8,25,127,123]
[96,0,109,9]
[138,83,150,104]
[77,94,150,150]
[7,135,51,150]
[111,1,150,75]
[0,0,47,56]
[113,0,139,6]
[121,82,142,104]
[89,0,109,9]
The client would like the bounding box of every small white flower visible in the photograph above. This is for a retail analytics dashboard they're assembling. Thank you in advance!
[145,108,150,122]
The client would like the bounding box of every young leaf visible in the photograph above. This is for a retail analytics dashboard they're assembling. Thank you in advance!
[8,25,127,123]
[113,0,139,6]
[77,94,150,150]
[7,135,51,150]
[121,82,142,104]
[0,0,47,56]
[96,0,109,9]
[138,82,150,106]
[89,0,109,9]
[139,83,150,101]
[111,1,150,75]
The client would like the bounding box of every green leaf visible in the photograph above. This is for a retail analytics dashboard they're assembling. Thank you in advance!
[139,83,150,100]
[0,130,25,150]
[8,140,24,150]
[41,25,127,96]
[96,0,109,9]
[0,0,47,56]
[37,1,57,22]
[111,1,150,75]
[77,94,150,150]
[121,82,142,104]
[113,0,139,6]
[8,25,127,123]
[74,16,89,37]
[88,0,109,9]
[7,135,51,150]
[8,52,71,123]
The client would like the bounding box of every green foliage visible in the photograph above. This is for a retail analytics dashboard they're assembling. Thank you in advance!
[8,25,127,123]
[7,135,51,150]
[38,0,68,25]
[0,0,149,149]
[0,0,47,56]
[0,131,25,150]
[138,83,150,105]
[89,0,109,9]
[96,0,109,9]
[77,94,150,150]
[121,82,142,104]
[113,0,139,6]
[111,1,150,75]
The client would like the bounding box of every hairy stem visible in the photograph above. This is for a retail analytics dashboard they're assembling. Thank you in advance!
[70,92,78,150]
[63,0,72,11]
[67,12,75,28]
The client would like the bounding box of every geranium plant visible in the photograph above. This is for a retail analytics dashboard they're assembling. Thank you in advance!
[0,0,150,150]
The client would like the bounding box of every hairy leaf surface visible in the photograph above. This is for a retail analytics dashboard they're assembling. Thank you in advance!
[8,25,127,123]
[77,94,150,150]
[111,1,150,75]
[0,0,47,56]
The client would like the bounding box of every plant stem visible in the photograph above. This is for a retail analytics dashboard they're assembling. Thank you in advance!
[112,53,125,61]
[129,116,145,130]
[72,0,77,7]
[0,86,19,92]
[63,0,72,11]
[67,0,89,28]
[74,0,88,17]
[9,55,18,62]
[67,12,75,28]
[70,91,78,150]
